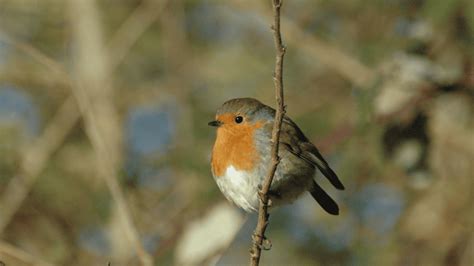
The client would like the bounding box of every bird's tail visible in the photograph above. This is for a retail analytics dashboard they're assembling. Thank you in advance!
[309,180,339,215]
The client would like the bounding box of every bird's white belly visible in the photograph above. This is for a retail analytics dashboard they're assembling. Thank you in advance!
[215,165,259,212]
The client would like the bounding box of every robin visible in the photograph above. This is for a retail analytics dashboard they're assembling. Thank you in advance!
[209,98,344,215]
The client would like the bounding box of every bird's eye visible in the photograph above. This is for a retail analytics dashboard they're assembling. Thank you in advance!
[235,116,243,124]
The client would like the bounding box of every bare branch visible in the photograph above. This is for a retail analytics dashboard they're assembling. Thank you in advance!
[0,31,69,78]
[68,0,152,265]
[0,97,79,234]
[250,1,286,265]
[108,0,168,70]
[0,0,167,253]
[0,241,55,266]
[0,32,80,235]
[229,0,376,88]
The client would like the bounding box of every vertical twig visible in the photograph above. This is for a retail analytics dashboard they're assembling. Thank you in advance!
[250,1,286,265]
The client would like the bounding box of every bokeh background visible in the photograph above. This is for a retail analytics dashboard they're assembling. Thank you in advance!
[0,0,473,265]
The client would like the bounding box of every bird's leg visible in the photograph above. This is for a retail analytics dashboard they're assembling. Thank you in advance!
[267,189,281,208]
[251,231,263,249]
[257,184,265,201]
[258,183,281,208]
[267,189,282,199]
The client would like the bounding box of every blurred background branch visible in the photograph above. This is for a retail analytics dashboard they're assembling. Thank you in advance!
[108,0,168,70]
[0,240,54,266]
[0,31,80,235]
[0,0,472,265]
[68,0,152,265]
[230,0,376,88]
[0,96,79,234]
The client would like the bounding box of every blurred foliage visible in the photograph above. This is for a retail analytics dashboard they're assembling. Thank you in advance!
[0,0,473,265]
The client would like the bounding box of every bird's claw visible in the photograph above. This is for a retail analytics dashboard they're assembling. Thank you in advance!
[251,233,272,251]
[267,199,273,207]
[263,237,272,250]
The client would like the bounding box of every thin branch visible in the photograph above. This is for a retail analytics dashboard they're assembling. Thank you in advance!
[0,0,164,232]
[0,0,167,256]
[250,1,286,265]
[229,0,376,88]
[0,31,69,78]
[0,31,81,236]
[0,241,55,266]
[0,0,162,231]
[281,17,375,88]
[108,0,168,70]
[0,96,79,234]
[68,0,152,265]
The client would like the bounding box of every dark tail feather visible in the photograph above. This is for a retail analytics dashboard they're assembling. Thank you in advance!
[309,180,339,215]
[316,165,345,190]
[308,151,345,190]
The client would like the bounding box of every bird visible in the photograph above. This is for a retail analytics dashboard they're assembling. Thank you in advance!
[209,98,344,215]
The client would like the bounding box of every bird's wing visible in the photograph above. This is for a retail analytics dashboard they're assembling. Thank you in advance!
[280,117,345,190]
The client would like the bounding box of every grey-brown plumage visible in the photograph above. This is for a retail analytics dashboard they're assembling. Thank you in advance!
[278,116,344,215]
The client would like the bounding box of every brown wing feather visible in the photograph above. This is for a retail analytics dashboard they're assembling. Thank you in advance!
[281,117,345,190]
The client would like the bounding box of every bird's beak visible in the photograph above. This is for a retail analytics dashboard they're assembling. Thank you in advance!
[208,120,222,127]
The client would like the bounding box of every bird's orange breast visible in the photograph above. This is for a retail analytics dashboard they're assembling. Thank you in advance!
[211,120,263,177]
